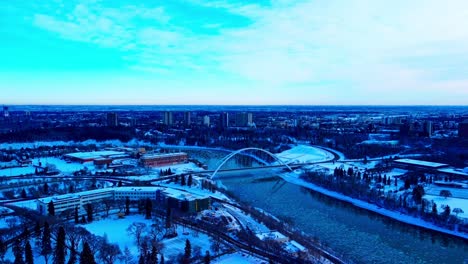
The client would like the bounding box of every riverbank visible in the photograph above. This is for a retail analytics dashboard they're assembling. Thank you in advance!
[279,172,468,241]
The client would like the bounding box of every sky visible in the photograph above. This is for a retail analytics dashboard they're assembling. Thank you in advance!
[1,0,468,105]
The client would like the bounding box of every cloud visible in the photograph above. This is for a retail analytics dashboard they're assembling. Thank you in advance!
[26,0,468,104]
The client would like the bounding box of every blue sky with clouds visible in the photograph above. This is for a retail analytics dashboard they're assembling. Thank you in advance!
[1,0,467,105]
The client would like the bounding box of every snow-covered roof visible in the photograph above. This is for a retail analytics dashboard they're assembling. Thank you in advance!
[394,159,448,168]
[141,152,187,160]
[438,168,468,177]
[65,151,126,160]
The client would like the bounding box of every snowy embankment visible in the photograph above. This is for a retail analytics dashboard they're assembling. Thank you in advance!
[276,145,335,164]
[279,172,468,240]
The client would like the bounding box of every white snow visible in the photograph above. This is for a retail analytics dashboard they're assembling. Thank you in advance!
[424,195,468,219]
[82,214,214,261]
[32,157,95,173]
[213,252,265,264]
[0,166,35,176]
[276,145,334,164]
[394,159,448,168]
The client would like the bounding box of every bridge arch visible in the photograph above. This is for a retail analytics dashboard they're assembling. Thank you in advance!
[210,147,293,179]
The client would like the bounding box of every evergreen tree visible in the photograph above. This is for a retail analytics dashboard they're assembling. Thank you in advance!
[203,251,211,264]
[86,204,93,222]
[118,180,123,187]
[41,222,52,264]
[25,240,34,264]
[183,239,191,264]
[43,183,49,194]
[149,245,158,264]
[160,254,165,264]
[74,206,79,224]
[145,198,152,219]
[0,236,6,262]
[21,189,27,198]
[79,242,96,264]
[188,175,193,187]
[48,201,55,216]
[53,226,66,264]
[13,239,25,264]
[138,255,145,264]
[432,203,438,215]
[181,175,186,186]
[125,196,131,215]
[175,175,179,184]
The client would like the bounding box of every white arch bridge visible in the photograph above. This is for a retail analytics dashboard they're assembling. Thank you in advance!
[210,148,293,179]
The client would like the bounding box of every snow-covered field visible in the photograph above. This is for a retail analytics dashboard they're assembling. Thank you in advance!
[276,145,334,164]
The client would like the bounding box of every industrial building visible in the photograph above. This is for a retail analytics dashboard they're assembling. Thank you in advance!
[140,152,188,167]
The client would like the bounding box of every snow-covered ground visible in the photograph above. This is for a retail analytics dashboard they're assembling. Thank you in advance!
[82,214,214,261]
[424,195,468,219]
[276,145,334,164]
[32,157,95,173]
[279,172,468,240]
[213,252,266,264]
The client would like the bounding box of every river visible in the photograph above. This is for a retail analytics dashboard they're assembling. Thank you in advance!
[184,149,468,264]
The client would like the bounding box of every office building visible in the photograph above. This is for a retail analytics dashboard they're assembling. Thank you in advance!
[184,111,191,126]
[220,112,229,128]
[203,115,210,126]
[423,121,432,137]
[235,112,253,127]
[164,111,173,126]
[107,112,118,127]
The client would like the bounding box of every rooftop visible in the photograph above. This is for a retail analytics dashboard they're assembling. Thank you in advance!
[394,159,448,168]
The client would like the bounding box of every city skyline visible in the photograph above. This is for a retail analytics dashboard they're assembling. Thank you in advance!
[1,0,468,105]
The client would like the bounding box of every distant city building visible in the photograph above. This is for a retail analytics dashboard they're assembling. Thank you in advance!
[184,111,191,126]
[235,112,253,127]
[423,121,432,137]
[203,115,210,126]
[140,152,188,167]
[129,118,137,127]
[3,106,9,119]
[459,120,468,138]
[107,112,118,127]
[220,112,229,128]
[164,111,173,126]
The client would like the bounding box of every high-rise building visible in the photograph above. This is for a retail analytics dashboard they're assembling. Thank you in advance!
[203,115,210,126]
[423,121,432,137]
[3,106,9,118]
[235,112,253,127]
[107,112,118,127]
[184,112,191,126]
[220,112,229,128]
[164,111,173,126]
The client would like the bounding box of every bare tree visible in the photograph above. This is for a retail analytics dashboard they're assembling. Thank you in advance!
[127,222,147,247]
[98,240,121,264]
